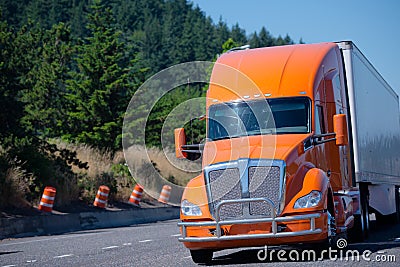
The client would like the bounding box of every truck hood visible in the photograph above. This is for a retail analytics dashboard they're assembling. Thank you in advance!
[202,134,310,167]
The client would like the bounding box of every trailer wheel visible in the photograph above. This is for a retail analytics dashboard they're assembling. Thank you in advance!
[359,182,370,239]
[190,249,213,264]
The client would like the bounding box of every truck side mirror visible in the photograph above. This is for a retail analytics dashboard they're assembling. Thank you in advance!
[174,128,187,159]
[333,114,348,146]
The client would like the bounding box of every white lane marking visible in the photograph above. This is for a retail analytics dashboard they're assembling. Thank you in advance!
[54,254,74,258]
[0,220,181,247]
[26,260,37,263]
[102,245,119,250]
[138,239,152,243]
[0,232,99,247]
[171,234,181,237]
[123,243,132,246]
[183,256,192,259]
[2,265,16,267]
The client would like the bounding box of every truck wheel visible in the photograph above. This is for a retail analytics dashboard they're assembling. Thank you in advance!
[349,183,369,242]
[326,210,337,247]
[359,182,370,239]
[313,210,337,251]
[190,249,213,264]
[349,214,363,242]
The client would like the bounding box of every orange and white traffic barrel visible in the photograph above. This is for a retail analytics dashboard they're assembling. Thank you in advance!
[129,184,144,206]
[158,185,171,204]
[93,185,110,208]
[38,186,56,212]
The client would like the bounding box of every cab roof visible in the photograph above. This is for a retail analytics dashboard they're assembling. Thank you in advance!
[207,42,339,104]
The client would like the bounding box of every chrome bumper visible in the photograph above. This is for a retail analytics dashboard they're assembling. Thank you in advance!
[178,198,322,242]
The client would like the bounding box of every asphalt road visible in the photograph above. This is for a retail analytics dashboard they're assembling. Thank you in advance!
[1,219,400,266]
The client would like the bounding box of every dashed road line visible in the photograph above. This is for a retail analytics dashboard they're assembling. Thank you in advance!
[54,254,74,259]
[2,265,16,267]
[123,242,132,246]
[171,234,181,237]
[102,245,119,250]
[0,232,99,247]
[138,239,152,243]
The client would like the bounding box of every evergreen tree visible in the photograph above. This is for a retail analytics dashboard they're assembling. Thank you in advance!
[249,31,260,48]
[283,34,294,45]
[214,17,230,53]
[258,26,274,47]
[20,22,72,137]
[0,18,25,141]
[162,0,187,65]
[0,0,298,150]
[178,10,196,62]
[64,0,143,150]
[142,12,163,71]
[69,0,89,38]
[230,23,247,46]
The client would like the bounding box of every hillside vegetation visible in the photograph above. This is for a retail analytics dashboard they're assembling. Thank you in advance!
[0,0,296,209]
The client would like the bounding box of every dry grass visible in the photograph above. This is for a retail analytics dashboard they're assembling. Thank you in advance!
[53,141,129,202]
[1,165,32,208]
[53,141,199,203]
[1,140,200,209]
[124,145,201,186]
[55,142,115,177]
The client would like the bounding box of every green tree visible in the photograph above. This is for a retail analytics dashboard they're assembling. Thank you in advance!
[0,19,42,142]
[249,31,260,48]
[20,22,72,137]
[69,0,88,38]
[0,18,83,205]
[214,17,230,53]
[258,26,274,47]
[221,37,239,53]
[64,0,143,151]
[230,23,247,46]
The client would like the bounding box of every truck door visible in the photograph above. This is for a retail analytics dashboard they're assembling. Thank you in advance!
[333,74,350,186]
[314,70,350,191]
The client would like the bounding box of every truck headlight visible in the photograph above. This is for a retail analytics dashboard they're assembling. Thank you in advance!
[294,190,322,209]
[181,199,202,216]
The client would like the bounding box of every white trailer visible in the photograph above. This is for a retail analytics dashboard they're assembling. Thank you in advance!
[338,41,400,219]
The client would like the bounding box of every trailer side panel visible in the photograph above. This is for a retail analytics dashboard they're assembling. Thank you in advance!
[338,41,400,185]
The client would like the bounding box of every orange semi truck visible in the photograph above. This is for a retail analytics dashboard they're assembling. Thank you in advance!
[175,41,400,264]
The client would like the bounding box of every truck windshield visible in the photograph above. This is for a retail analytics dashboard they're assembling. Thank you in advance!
[208,97,310,141]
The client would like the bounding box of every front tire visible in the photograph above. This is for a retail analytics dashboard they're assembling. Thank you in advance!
[326,210,337,247]
[190,249,213,264]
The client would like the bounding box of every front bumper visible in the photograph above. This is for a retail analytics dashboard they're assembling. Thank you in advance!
[178,198,322,243]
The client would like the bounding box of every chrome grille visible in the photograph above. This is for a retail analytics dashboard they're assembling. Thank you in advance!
[209,168,242,219]
[248,166,281,216]
[206,159,285,220]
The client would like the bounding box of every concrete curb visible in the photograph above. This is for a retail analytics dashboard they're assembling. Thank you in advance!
[0,206,179,240]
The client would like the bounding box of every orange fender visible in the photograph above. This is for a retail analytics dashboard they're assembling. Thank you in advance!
[284,168,331,214]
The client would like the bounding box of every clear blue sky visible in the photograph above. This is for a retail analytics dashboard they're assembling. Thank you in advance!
[190,0,400,97]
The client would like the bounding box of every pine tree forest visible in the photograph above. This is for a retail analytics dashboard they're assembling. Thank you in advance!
[0,0,296,209]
